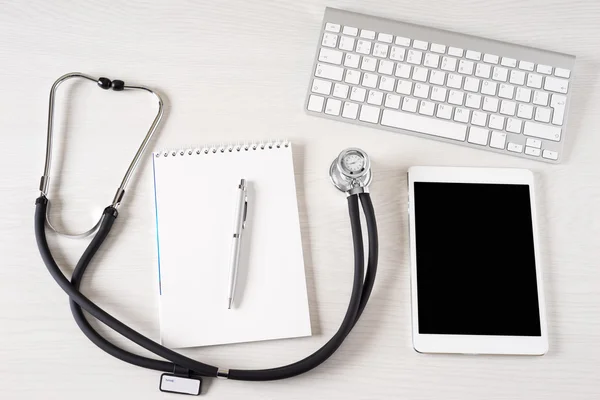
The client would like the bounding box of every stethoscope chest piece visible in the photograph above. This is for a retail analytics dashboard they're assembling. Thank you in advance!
[329,148,372,195]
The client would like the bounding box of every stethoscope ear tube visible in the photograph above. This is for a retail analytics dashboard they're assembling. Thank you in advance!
[35,192,378,382]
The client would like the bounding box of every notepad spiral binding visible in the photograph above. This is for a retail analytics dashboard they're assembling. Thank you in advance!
[155,140,290,158]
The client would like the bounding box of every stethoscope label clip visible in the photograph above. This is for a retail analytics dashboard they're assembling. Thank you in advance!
[159,373,202,396]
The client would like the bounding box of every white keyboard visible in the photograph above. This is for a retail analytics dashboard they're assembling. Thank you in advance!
[306,8,576,163]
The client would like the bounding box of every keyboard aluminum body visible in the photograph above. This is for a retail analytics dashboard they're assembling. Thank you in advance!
[305,8,576,163]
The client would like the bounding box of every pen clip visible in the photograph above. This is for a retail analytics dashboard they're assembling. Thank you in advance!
[242,197,248,229]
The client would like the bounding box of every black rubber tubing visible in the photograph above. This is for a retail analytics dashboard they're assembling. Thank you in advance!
[35,192,378,381]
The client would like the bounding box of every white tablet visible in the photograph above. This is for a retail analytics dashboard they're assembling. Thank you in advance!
[407,167,548,355]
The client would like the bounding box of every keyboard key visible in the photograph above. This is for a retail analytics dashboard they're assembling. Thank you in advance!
[344,53,360,68]
[506,118,522,133]
[555,68,571,78]
[515,87,532,102]
[367,90,384,105]
[356,40,372,55]
[322,33,338,48]
[441,56,457,71]
[550,94,567,125]
[381,109,467,141]
[519,60,535,71]
[464,77,480,92]
[524,121,562,141]
[448,47,463,57]
[395,36,411,46]
[424,53,440,68]
[492,67,508,81]
[498,84,515,99]
[534,107,551,123]
[339,36,355,51]
[395,63,412,78]
[507,142,523,153]
[465,93,481,108]
[526,138,542,148]
[325,23,340,33]
[458,60,474,75]
[407,50,423,64]
[419,100,435,116]
[542,149,559,160]
[537,64,552,75]
[401,97,419,112]
[431,86,447,102]
[517,104,534,119]
[500,100,516,115]
[362,73,378,88]
[413,83,430,98]
[429,70,446,85]
[527,73,543,88]
[384,93,401,109]
[468,126,489,145]
[481,80,497,95]
[454,107,470,123]
[448,90,465,105]
[342,102,359,119]
[501,57,517,67]
[378,76,395,91]
[360,29,375,39]
[447,74,463,89]
[466,50,481,60]
[396,80,413,95]
[413,40,428,50]
[412,67,429,82]
[378,60,395,75]
[517,104,533,119]
[333,83,349,98]
[325,98,342,115]
[311,78,332,95]
[489,115,505,130]
[490,131,507,149]
[350,87,366,102]
[345,69,361,85]
[361,56,377,71]
[533,91,549,106]
[483,54,499,64]
[471,111,488,127]
[482,96,499,112]
[359,104,380,122]
[436,104,453,119]
[373,43,389,57]
[430,43,446,53]
[525,146,541,156]
[378,33,393,43]
[307,95,325,112]
[343,26,358,36]
[544,77,569,94]
[315,63,343,80]
[509,70,526,85]
[390,47,406,61]
[319,48,343,64]
[475,63,492,78]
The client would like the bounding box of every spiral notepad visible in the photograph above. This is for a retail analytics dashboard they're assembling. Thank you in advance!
[152,141,311,348]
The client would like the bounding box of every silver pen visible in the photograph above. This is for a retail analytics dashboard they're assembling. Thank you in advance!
[228,179,248,309]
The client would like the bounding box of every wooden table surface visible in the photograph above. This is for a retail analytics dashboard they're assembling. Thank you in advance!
[1,0,599,398]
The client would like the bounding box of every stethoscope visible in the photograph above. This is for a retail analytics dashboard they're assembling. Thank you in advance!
[35,73,378,392]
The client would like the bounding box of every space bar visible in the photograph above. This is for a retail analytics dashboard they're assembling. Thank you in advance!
[381,110,467,141]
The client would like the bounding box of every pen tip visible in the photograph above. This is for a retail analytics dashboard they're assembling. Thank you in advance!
[228,298,233,309]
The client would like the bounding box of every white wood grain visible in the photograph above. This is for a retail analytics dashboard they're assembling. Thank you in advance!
[1,0,599,398]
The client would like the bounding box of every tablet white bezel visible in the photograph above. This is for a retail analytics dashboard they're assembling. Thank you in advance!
[407,166,548,355]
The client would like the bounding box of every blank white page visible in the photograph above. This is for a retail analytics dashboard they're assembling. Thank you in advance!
[152,143,311,348]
